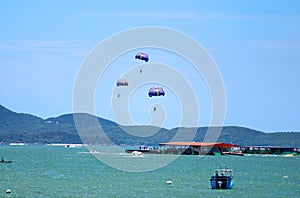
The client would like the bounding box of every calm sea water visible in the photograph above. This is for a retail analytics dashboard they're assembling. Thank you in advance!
[0,145,299,198]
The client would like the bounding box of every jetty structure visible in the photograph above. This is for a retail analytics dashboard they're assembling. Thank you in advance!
[240,146,300,155]
[158,142,240,155]
[125,142,299,156]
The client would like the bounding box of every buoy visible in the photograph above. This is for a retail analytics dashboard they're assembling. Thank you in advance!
[166,181,172,185]
[6,189,11,194]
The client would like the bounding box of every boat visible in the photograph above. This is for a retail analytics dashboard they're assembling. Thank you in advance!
[1,157,12,163]
[125,149,160,154]
[282,153,296,157]
[90,149,100,154]
[132,151,144,157]
[210,165,234,189]
[125,146,161,154]
[0,160,12,163]
[222,151,244,156]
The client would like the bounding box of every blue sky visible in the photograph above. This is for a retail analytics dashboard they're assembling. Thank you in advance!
[0,0,299,132]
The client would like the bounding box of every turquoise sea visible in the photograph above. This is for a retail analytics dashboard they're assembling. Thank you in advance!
[1,145,299,197]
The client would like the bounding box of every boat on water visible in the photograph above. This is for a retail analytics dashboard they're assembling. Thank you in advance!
[222,151,244,156]
[125,149,160,154]
[1,157,12,163]
[90,149,100,154]
[125,146,161,154]
[280,153,296,157]
[131,151,144,157]
[210,165,234,189]
[0,160,12,163]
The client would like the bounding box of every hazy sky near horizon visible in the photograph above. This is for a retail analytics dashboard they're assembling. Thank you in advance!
[0,1,299,132]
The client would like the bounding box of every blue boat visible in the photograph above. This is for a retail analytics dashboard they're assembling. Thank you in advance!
[210,165,234,189]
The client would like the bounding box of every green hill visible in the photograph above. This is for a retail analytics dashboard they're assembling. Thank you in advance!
[0,104,299,147]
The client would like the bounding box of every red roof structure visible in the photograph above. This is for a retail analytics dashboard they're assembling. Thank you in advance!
[159,142,240,148]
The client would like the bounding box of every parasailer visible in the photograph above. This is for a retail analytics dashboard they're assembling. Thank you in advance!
[135,52,149,62]
[116,79,128,87]
[148,87,165,97]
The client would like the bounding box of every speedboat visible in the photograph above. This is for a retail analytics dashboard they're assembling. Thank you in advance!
[0,158,12,163]
[90,149,100,154]
[132,151,144,157]
[210,165,234,189]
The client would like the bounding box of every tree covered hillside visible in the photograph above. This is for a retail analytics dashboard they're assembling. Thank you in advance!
[0,105,299,147]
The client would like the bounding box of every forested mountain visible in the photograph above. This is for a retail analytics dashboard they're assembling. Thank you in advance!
[0,105,299,147]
